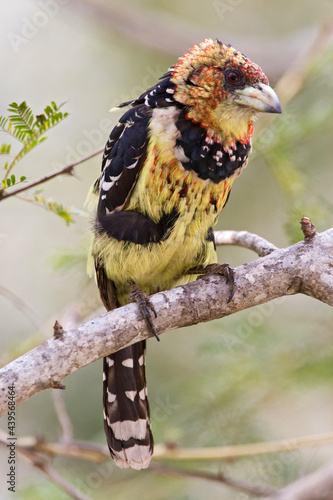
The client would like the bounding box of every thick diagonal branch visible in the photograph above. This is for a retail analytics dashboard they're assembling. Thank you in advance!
[0,228,332,416]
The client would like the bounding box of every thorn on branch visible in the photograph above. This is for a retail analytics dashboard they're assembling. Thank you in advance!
[64,166,75,176]
[31,454,48,468]
[53,320,65,339]
[301,216,317,241]
[51,380,66,390]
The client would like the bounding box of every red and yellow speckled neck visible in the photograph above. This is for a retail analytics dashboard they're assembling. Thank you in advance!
[128,138,234,232]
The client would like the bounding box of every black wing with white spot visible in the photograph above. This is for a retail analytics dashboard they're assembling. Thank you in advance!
[117,69,178,109]
[97,105,151,216]
[97,71,182,220]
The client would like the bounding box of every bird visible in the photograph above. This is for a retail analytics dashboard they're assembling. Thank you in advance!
[88,38,281,470]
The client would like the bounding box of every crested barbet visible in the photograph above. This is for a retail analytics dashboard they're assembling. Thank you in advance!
[88,38,281,470]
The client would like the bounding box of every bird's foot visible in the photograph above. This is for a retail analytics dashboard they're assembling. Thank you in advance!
[189,263,235,303]
[129,282,160,341]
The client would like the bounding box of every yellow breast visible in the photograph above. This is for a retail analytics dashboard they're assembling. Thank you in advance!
[92,109,235,303]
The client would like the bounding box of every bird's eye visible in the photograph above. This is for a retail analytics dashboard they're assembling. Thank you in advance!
[225,70,241,84]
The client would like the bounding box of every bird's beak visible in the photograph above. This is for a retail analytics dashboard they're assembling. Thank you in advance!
[234,83,282,114]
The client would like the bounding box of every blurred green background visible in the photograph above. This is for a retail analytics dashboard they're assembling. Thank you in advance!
[0,0,333,498]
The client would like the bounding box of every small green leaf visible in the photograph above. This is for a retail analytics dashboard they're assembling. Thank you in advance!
[0,143,11,155]
[6,178,11,187]
[20,176,26,182]
[8,102,18,111]
[44,105,52,117]
[10,174,16,185]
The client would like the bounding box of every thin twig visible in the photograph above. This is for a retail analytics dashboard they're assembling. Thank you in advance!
[51,391,74,445]
[0,146,103,201]
[0,430,91,500]
[0,285,46,334]
[16,431,333,464]
[214,230,278,256]
[153,432,333,461]
[149,463,277,497]
[18,437,109,462]
[35,463,92,500]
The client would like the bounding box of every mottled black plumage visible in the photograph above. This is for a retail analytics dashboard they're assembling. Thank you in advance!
[99,76,182,219]
[96,209,179,245]
[175,113,251,183]
[98,106,151,216]
[207,227,216,251]
[117,70,177,109]
[95,259,118,310]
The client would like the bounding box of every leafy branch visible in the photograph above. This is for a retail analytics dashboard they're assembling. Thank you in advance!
[0,100,83,224]
[1,173,26,190]
[18,190,85,226]
[0,100,68,182]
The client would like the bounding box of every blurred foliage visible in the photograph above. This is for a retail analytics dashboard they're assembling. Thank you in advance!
[20,483,70,500]
[21,189,86,226]
[256,47,333,242]
[50,246,90,273]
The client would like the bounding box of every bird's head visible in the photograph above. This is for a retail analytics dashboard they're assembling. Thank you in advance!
[171,38,281,144]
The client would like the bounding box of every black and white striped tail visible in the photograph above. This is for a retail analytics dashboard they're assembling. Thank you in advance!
[103,340,153,469]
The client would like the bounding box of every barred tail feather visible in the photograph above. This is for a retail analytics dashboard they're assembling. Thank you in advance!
[103,341,153,469]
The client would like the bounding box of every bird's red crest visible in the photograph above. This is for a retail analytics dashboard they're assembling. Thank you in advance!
[171,38,268,93]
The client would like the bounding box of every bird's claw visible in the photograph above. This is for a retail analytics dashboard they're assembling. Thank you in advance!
[189,263,235,303]
[129,282,160,341]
